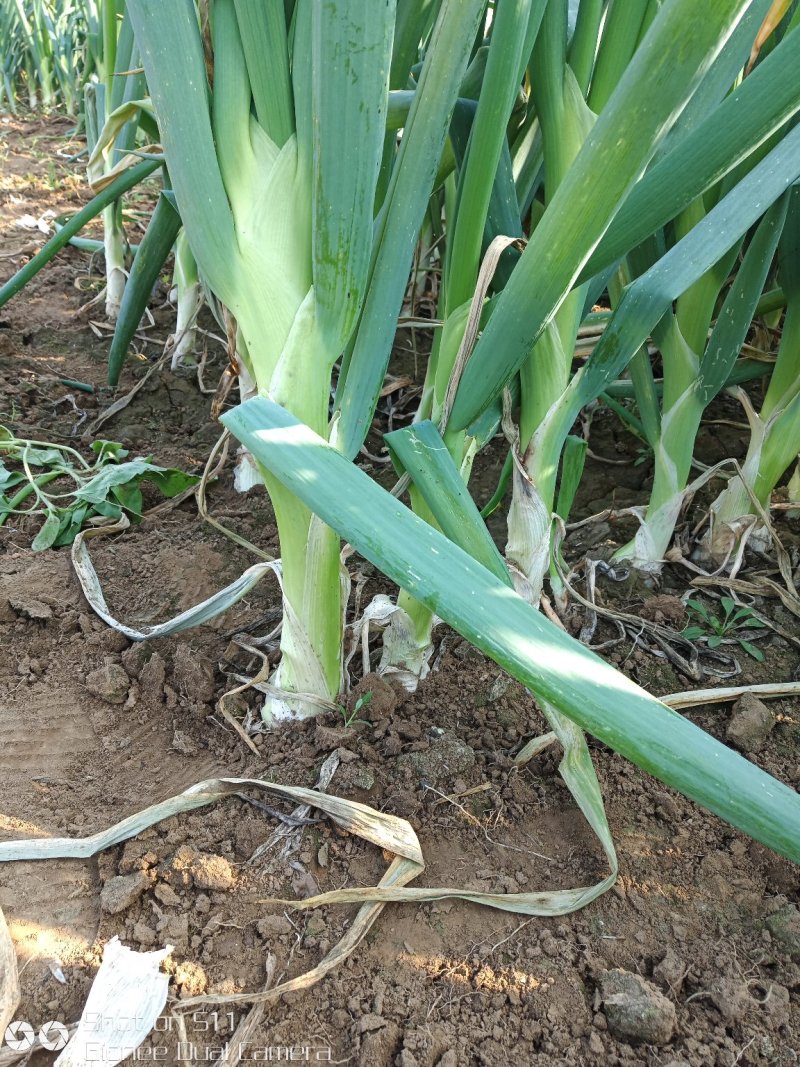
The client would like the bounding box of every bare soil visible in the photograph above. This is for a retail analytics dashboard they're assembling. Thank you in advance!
[1,115,799,1067]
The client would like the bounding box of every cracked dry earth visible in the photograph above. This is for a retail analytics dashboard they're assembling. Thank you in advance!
[1,114,800,1067]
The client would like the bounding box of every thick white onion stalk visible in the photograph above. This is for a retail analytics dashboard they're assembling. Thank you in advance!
[102,205,127,321]
[171,230,203,368]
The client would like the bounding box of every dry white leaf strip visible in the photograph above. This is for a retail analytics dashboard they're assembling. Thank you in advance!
[56,938,171,1067]
[0,770,614,1013]
[0,907,20,1037]
[72,529,337,721]
[72,523,280,642]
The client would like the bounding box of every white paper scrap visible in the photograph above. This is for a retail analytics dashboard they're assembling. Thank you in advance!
[56,937,172,1067]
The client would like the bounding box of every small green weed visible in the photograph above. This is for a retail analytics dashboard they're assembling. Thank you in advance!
[336,690,373,729]
[683,596,767,662]
[0,427,198,549]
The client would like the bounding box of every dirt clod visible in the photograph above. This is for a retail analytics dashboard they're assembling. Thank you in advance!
[121,641,155,678]
[100,871,150,914]
[172,642,216,704]
[172,728,198,755]
[765,903,800,958]
[7,593,52,620]
[348,672,397,719]
[358,1014,386,1033]
[726,692,774,753]
[89,628,129,653]
[314,724,351,751]
[397,732,476,785]
[158,911,189,947]
[396,720,422,740]
[189,852,236,891]
[758,981,791,1028]
[154,882,182,907]
[709,976,750,1021]
[358,1018,402,1067]
[119,841,157,874]
[140,652,167,704]
[85,662,130,704]
[653,948,686,994]
[257,915,293,939]
[168,844,199,887]
[598,968,677,1046]
[175,961,208,998]
[133,920,158,946]
[588,1032,604,1055]
[638,594,685,628]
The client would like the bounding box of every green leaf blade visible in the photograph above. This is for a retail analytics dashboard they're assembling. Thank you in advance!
[385,421,511,586]
[583,22,800,281]
[740,640,765,661]
[334,0,486,458]
[31,510,61,552]
[223,396,800,865]
[448,0,758,432]
[107,191,182,386]
[126,0,239,309]
[233,0,294,145]
[311,0,396,355]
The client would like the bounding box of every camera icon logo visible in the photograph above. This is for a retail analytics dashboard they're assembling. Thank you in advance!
[4,1022,34,1052]
[39,1020,69,1051]
[4,1020,69,1053]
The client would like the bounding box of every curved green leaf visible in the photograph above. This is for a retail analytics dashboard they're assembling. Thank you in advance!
[107,191,182,386]
[223,395,800,864]
[448,0,761,432]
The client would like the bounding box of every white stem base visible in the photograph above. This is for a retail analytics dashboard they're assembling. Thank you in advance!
[171,281,203,369]
[355,595,436,694]
[505,460,551,605]
[104,218,128,323]
[105,268,126,322]
[377,607,435,692]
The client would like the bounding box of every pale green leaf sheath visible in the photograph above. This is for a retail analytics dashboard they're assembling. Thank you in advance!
[510,0,595,608]
[425,0,756,615]
[614,195,789,570]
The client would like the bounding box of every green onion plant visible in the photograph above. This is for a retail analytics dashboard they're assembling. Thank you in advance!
[379,0,800,688]
[0,0,100,113]
[223,397,800,865]
[4,0,800,906]
[84,0,148,321]
[445,0,800,592]
[115,0,800,722]
[702,185,800,563]
[126,0,488,719]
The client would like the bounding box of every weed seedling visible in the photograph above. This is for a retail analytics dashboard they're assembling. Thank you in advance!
[337,691,373,729]
[683,597,767,662]
[0,428,198,549]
